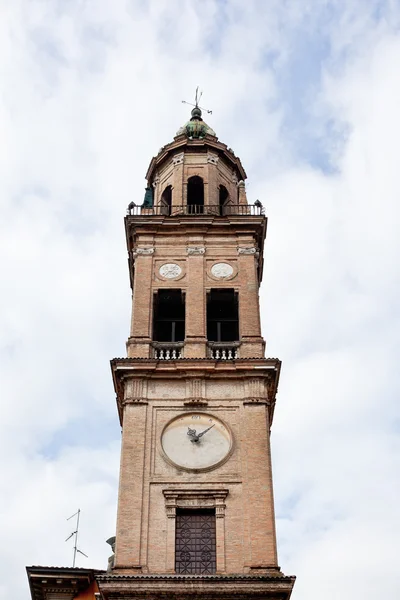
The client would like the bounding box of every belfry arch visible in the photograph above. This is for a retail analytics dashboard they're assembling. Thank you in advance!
[187,175,204,213]
[161,185,172,215]
[219,184,229,215]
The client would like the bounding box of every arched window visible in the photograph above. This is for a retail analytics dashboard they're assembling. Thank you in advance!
[161,185,172,215]
[219,185,229,216]
[187,176,204,214]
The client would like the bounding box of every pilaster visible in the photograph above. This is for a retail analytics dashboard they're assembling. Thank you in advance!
[115,401,148,569]
[241,402,278,569]
[185,244,207,358]
[127,247,155,358]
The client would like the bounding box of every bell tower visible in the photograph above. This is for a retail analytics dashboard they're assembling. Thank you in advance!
[97,107,295,599]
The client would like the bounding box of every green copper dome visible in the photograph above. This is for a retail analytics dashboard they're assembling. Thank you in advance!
[176,107,216,139]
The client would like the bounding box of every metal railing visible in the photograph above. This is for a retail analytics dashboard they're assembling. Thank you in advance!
[127,203,264,217]
[207,342,240,360]
[152,342,184,360]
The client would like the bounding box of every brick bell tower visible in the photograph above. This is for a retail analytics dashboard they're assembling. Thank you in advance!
[97,106,295,599]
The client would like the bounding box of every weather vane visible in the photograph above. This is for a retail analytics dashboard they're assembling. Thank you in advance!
[65,509,88,567]
[182,86,212,114]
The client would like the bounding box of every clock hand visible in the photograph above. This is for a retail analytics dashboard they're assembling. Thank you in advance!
[196,424,215,439]
[187,427,199,443]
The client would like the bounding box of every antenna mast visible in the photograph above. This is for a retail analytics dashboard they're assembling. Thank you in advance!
[65,509,88,567]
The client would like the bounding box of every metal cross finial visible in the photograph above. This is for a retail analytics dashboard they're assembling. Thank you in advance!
[182,86,212,114]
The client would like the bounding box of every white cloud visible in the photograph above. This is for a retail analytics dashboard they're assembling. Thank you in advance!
[1,1,399,599]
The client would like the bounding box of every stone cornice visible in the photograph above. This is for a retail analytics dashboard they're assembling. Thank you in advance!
[96,572,296,600]
[110,358,281,427]
[145,136,247,183]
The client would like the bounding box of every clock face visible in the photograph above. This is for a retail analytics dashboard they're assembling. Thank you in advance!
[161,413,233,471]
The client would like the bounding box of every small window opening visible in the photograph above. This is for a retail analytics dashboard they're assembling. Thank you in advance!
[153,289,185,342]
[187,176,204,213]
[161,185,172,215]
[207,289,239,342]
[219,185,229,215]
[175,509,216,574]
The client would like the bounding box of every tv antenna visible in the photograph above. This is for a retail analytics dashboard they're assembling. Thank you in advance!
[65,509,88,567]
[182,86,212,114]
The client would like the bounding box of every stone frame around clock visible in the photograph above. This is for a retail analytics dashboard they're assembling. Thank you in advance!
[163,488,229,574]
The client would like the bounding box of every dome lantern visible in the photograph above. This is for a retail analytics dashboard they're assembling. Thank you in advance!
[176,105,216,139]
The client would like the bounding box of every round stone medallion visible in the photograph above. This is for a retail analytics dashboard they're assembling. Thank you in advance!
[211,262,234,279]
[159,263,182,279]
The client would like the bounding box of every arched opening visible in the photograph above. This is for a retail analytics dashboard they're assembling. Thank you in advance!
[160,185,172,215]
[187,176,204,214]
[219,185,229,215]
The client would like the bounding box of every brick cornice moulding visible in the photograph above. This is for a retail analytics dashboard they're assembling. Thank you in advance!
[242,398,269,405]
[96,571,296,600]
[123,398,148,405]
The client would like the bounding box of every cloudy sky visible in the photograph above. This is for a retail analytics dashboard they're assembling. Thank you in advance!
[1,0,400,598]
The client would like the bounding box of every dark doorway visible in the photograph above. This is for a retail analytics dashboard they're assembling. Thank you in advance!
[207,289,239,342]
[153,290,185,342]
[187,176,204,213]
[175,509,216,574]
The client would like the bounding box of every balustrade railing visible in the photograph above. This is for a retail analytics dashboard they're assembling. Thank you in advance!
[127,203,264,217]
[151,342,240,360]
[152,343,184,360]
[207,342,240,360]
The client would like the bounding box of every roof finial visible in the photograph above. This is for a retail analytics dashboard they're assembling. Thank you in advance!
[182,86,212,120]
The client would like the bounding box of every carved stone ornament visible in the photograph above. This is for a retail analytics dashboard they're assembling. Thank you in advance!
[237,247,257,255]
[187,246,205,255]
[172,152,184,166]
[152,174,160,187]
[123,378,148,405]
[211,262,234,279]
[184,377,207,405]
[243,377,268,404]
[163,489,229,519]
[159,263,182,279]
[132,247,155,258]
[207,153,219,165]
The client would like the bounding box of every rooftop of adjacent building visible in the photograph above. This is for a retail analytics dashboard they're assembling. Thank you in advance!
[26,565,105,600]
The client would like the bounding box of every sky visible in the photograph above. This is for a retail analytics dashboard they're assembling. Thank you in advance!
[1,0,400,598]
